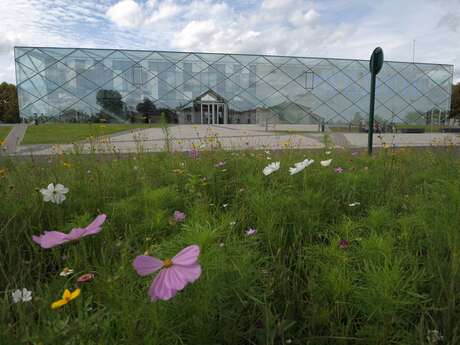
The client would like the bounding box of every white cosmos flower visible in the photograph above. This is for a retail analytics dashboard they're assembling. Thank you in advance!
[263,162,280,175]
[59,267,74,277]
[301,158,314,167]
[349,202,361,207]
[40,183,69,204]
[325,151,332,155]
[12,288,32,303]
[320,159,332,167]
[289,159,314,175]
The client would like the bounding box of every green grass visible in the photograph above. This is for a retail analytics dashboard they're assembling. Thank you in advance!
[21,123,157,145]
[1,147,460,344]
[271,130,318,135]
[397,124,443,132]
[0,126,12,142]
[328,124,444,133]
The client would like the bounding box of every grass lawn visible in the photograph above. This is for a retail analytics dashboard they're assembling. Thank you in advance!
[21,123,156,145]
[1,148,460,344]
[0,126,12,142]
[328,125,444,133]
[397,124,443,132]
[271,130,318,135]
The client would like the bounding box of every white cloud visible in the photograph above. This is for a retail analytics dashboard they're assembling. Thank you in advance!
[261,0,297,10]
[0,0,458,84]
[289,8,319,27]
[106,0,144,28]
[146,1,183,24]
[173,20,217,49]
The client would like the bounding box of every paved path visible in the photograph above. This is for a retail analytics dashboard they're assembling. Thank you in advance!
[14,125,325,155]
[9,125,460,156]
[2,124,27,154]
[342,133,460,147]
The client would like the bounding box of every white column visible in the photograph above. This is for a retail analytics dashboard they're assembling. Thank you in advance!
[200,103,203,124]
[217,104,220,124]
[212,104,215,125]
[224,104,228,124]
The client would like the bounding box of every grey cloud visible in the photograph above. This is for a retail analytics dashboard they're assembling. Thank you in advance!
[0,37,15,54]
[437,13,460,31]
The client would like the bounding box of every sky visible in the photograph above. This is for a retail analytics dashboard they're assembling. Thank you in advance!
[0,0,459,84]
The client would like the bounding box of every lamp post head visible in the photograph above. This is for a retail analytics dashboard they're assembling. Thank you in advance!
[369,47,384,75]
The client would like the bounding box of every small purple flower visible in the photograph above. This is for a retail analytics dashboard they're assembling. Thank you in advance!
[214,161,226,168]
[339,239,349,249]
[246,228,257,236]
[255,319,264,328]
[335,167,344,173]
[174,211,186,222]
[189,149,199,159]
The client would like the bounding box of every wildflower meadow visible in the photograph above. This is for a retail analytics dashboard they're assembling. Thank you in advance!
[1,147,460,344]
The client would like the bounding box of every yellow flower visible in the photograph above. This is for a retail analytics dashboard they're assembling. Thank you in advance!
[62,161,72,168]
[0,169,6,177]
[51,288,81,309]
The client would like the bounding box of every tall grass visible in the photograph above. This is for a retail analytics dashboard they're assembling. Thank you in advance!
[1,147,459,344]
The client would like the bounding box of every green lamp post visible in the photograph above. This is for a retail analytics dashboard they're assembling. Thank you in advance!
[368,47,384,155]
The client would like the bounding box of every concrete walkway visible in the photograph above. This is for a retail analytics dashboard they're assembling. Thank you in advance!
[8,124,460,156]
[2,124,28,154]
[15,125,325,155]
[342,133,460,148]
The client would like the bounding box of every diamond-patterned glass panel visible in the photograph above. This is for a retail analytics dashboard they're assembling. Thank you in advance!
[14,47,453,124]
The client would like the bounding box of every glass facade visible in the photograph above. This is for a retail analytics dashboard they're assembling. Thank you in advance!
[14,46,453,125]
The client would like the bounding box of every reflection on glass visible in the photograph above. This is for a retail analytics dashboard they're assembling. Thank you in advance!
[14,47,453,125]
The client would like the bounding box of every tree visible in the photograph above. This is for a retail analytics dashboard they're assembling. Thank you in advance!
[96,89,125,117]
[136,98,157,123]
[0,82,20,123]
[404,111,425,125]
[351,112,364,125]
[158,108,177,123]
[451,82,460,119]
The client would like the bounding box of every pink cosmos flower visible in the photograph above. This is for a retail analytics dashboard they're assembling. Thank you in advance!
[133,245,201,301]
[335,167,344,173]
[246,228,257,236]
[32,214,107,249]
[77,273,95,284]
[189,149,199,159]
[214,161,226,168]
[174,211,186,222]
[339,239,349,249]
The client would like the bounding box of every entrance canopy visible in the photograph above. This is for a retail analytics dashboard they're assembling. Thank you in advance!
[195,90,228,125]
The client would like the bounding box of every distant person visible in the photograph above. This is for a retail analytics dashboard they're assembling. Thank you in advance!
[391,122,396,133]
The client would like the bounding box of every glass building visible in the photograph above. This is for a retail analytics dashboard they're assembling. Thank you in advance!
[14,46,454,126]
